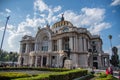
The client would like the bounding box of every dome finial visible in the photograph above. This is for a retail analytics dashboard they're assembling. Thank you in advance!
[61,13,64,21]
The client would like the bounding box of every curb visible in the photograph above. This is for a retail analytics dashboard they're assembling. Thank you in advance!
[73,74,90,80]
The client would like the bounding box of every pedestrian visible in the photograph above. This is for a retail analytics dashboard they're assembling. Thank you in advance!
[108,66,113,75]
[106,68,110,75]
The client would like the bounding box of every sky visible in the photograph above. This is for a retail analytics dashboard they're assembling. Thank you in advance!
[0,0,120,56]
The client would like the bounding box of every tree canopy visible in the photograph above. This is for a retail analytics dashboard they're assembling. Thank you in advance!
[0,49,18,62]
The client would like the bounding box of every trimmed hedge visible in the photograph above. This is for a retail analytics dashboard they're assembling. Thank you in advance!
[12,73,50,80]
[0,72,31,80]
[13,69,88,80]
[0,67,70,72]
[95,72,118,80]
[0,68,88,80]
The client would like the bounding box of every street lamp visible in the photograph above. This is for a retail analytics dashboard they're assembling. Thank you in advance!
[108,35,113,55]
[0,16,10,58]
[108,35,112,49]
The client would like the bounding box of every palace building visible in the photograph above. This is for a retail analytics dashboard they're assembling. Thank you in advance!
[18,15,109,69]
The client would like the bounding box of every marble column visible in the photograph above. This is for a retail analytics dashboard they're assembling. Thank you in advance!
[56,55,59,67]
[29,43,31,52]
[84,38,86,52]
[34,42,37,51]
[74,36,78,52]
[74,37,76,51]
[82,38,84,52]
[48,40,52,52]
[46,55,49,66]
[69,37,73,51]
[20,44,23,53]
[38,42,41,51]
[57,40,59,51]
[87,54,90,67]
[25,43,29,53]
[79,37,83,52]
[35,56,38,67]
[98,43,101,53]
[29,56,31,67]
[41,55,43,67]
[88,41,90,50]
[58,39,62,51]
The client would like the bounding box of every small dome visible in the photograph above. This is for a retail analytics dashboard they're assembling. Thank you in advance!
[52,14,73,29]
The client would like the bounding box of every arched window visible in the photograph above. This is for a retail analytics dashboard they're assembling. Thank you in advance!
[63,27,69,32]
[63,37,69,50]
[41,36,49,51]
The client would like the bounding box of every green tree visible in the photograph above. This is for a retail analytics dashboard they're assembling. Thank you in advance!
[0,50,18,62]
[110,47,119,67]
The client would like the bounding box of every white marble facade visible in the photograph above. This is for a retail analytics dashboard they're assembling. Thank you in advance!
[18,15,109,69]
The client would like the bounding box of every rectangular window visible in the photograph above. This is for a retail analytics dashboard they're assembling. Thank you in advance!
[22,44,26,53]
[93,46,97,53]
[65,44,69,50]
[53,40,57,51]
[42,46,48,51]
[93,56,97,60]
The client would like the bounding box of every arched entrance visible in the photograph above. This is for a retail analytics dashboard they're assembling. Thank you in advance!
[43,56,47,66]
[93,62,98,69]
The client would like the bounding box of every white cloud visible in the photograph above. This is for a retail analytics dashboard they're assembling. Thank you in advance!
[0,8,11,17]
[64,8,111,34]
[5,8,11,13]
[33,0,61,24]
[7,0,61,51]
[89,23,111,34]
[34,0,48,12]
[111,0,120,6]
[53,6,61,12]
[0,27,4,31]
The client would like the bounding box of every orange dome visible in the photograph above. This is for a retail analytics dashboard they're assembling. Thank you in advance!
[52,20,73,29]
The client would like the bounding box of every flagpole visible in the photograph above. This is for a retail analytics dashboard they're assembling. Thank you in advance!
[0,16,10,52]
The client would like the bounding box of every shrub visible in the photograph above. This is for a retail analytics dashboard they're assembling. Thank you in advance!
[13,73,50,80]
[99,72,107,78]
[49,69,88,80]
[0,72,31,80]
[0,67,70,72]
[107,74,113,79]
[13,69,88,80]
[96,73,118,80]
[0,68,88,80]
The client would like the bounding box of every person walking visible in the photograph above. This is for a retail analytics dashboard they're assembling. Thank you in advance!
[108,66,113,75]
[106,68,110,75]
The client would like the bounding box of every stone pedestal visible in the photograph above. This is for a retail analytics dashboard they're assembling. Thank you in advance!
[64,59,72,69]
